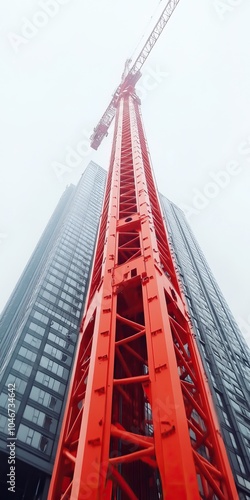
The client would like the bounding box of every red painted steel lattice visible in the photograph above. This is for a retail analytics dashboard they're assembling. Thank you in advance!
[48,90,237,499]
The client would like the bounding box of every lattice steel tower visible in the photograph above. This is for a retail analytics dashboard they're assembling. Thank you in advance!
[49,2,238,498]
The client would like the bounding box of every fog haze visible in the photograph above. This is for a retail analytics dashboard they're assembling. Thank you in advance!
[0,0,249,344]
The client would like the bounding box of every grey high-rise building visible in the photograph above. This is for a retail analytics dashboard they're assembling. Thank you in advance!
[0,162,249,499]
[0,162,106,499]
[160,195,250,499]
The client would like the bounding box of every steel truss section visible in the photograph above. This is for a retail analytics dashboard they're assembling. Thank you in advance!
[48,91,238,499]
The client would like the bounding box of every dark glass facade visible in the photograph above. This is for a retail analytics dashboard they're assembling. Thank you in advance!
[0,162,106,499]
[160,195,250,499]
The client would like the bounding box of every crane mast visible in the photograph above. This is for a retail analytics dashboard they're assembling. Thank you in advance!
[49,2,238,498]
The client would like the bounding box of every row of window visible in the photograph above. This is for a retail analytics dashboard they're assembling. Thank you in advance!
[57,246,91,265]
[21,331,73,363]
[45,280,84,299]
[60,236,94,257]
[40,355,69,378]
[32,304,79,327]
[62,230,89,245]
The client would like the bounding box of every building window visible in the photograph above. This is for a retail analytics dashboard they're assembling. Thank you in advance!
[29,322,45,336]
[40,356,68,378]
[222,411,230,427]
[44,344,70,364]
[238,421,250,438]
[29,386,62,412]
[0,393,20,412]
[5,375,27,395]
[17,424,52,455]
[45,283,60,294]
[229,432,238,450]
[23,405,56,433]
[51,321,68,334]
[0,415,8,433]
[48,332,66,348]
[58,300,71,311]
[237,455,246,474]
[13,360,32,377]
[35,371,65,394]
[18,347,37,362]
[215,392,224,408]
[41,290,58,303]
[24,333,41,348]
[33,312,49,324]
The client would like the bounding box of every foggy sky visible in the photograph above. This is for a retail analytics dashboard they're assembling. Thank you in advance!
[0,0,250,345]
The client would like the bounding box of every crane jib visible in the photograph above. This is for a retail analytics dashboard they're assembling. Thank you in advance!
[90,0,181,150]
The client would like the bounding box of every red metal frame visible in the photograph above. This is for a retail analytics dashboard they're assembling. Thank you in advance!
[48,90,238,499]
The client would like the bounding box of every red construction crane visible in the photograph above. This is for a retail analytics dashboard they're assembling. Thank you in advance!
[48,1,238,498]
[90,0,181,150]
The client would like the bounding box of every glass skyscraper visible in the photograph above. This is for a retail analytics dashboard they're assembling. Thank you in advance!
[0,162,249,499]
[0,162,106,499]
[160,195,250,499]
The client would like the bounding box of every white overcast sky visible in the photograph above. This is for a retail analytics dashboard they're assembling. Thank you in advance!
[0,0,250,345]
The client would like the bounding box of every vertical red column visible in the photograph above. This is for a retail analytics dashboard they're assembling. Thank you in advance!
[48,90,237,500]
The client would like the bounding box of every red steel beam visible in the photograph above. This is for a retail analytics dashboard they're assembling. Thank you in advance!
[48,89,238,499]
